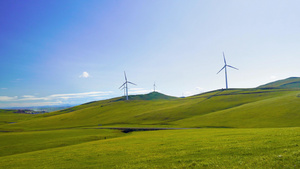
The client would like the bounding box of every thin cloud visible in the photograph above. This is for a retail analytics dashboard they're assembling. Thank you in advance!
[49,91,112,99]
[0,96,18,101]
[22,95,35,98]
[0,91,114,108]
[0,101,63,108]
[1,88,7,90]
[11,79,23,83]
[20,96,47,101]
[79,72,90,78]
[1,91,113,102]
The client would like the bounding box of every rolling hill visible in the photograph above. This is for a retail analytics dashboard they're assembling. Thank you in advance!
[258,77,300,89]
[1,80,300,130]
[1,78,300,168]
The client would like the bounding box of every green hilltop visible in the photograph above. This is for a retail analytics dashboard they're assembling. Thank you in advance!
[1,78,300,131]
[117,91,177,101]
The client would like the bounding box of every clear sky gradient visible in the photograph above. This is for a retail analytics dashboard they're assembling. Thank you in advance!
[1,0,300,107]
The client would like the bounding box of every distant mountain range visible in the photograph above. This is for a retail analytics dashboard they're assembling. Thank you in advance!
[4,104,78,112]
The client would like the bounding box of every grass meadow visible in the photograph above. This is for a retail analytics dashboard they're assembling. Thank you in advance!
[0,88,299,168]
[0,128,299,168]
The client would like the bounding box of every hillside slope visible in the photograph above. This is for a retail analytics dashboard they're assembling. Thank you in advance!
[175,91,300,128]
[1,88,299,130]
[258,77,300,89]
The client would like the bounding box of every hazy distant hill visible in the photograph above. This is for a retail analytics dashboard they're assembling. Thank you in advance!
[4,105,77,112]
[258,77,300,89]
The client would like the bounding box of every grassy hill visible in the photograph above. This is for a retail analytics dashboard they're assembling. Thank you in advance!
[1,88,299,131]
[1,80,300,168]
[258,77,300,89]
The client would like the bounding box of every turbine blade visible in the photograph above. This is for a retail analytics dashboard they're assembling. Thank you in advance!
[227,65,239,70]
[124,71,127,81]
[128,81,137,85]
[119,82,126,89]
[223,52,227,65]
[217,66,226,74]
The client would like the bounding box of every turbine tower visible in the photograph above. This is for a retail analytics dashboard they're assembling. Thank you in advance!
[153,82,156,92]
[119,71,136,100]
[120,86,126,96]
[217,52,238,89]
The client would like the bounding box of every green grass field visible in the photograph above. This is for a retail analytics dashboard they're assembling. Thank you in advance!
[0,128,299,168]
[1,78,299,168]
[0,129,125,157]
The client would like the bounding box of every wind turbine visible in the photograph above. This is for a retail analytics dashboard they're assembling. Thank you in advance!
[153,82,156,92]
[217,52,238,89]
[119,71,136,100]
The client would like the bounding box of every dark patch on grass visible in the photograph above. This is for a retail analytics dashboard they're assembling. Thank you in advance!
[121,128,165,133]
[204,126,235,128]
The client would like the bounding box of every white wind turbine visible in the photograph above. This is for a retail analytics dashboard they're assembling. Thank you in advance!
[217,52,239,89]
[119,71,136,100]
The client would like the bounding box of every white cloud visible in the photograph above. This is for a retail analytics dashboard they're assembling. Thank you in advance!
[48,91,112,99]
[79,71,90,78]
[20,96,47,101]
[0,91,113,108]
[0,101,63,108]
[22,95,35,98]
[1,88,7,90]
[0,96,18,101]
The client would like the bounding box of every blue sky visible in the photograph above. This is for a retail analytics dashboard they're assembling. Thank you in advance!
[1,0,300,107]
